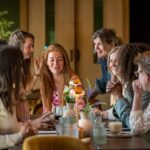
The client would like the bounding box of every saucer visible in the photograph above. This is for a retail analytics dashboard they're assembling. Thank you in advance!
[107,131,133,138]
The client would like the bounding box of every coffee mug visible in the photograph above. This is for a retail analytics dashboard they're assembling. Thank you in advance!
[109,121,122,134]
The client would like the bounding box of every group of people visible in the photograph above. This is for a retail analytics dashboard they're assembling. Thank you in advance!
[0,27,150,149]
[0,29,81,149]
[89,28,150,141]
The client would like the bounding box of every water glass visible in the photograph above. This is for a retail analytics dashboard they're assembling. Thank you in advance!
[92,123,107,149]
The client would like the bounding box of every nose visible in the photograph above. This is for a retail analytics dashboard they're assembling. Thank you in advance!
[53,60,59,66]
[111,61,115,67]
[94,44,99,51]
[30,46,34,52]
[112,60,119,69]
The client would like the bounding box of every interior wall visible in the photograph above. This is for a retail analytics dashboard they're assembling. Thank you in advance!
[103,0,129,43]
[19,0,130,107]
[21,0,45,89]
[55,0,75,69]
[20,0,28,31]
[28,0,45,58]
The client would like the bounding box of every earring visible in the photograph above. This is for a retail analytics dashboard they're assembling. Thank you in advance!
[13,83,16,88]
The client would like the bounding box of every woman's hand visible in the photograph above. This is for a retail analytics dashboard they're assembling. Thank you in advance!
[106,81,117,93]
[34,57,43,76]
[132,79,143,101]
[31,112,55,129]
[19,121,37,139]
[131,79,143,111]
[110,83,123,99]
[107,81,123,99]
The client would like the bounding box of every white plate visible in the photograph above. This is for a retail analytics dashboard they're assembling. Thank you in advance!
[38,130,57,134]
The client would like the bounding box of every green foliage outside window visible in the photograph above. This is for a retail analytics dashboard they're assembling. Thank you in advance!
[0,10,14,40]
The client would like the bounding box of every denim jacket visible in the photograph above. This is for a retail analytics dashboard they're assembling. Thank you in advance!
[113,87,150,128]
[95,58,111,94]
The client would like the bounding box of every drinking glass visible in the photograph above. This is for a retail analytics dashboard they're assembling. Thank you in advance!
[92,122,107,149]
[52,106,66,120]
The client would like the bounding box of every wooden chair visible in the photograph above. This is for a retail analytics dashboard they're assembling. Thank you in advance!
[90,99,102,111]
[26,89,43,115]
[23,135,91,150]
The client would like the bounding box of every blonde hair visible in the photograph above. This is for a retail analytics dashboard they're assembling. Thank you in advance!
[40,43,72,111]
[107,46,121,105]
[107,46,121,72]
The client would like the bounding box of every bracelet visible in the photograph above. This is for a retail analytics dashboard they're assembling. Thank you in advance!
[34,72,40,77]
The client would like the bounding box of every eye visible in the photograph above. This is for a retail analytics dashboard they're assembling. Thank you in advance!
[58,58,63,61]
[109,59,113,63]
[50,58,55,62]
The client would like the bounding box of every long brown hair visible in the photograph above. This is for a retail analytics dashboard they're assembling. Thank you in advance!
[9,29,34,89]
[40,43,72,111]
[118,43,150,86]
[0,45,23,114]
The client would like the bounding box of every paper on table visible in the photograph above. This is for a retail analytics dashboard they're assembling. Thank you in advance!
[107,131,133,138]
[38,130,57,134]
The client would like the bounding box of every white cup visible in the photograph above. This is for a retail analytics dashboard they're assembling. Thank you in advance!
[109,121,122,134]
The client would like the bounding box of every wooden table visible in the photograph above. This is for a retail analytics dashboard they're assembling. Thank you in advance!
[10,135,150,150]
[91,136,150,150]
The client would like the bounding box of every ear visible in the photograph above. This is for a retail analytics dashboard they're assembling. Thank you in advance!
[111,42,115,48]
[147,74,150,82]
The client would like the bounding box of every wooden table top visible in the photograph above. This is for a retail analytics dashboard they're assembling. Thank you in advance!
[11,135,150,150]
[90,135,150,150]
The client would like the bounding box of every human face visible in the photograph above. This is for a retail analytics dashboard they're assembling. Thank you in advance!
[47,51,64,74]
[109,50,121,78]
[136,65,149,91]
[93,37,114,59]
[23,37,34,59]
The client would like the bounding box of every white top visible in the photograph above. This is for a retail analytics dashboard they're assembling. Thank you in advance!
[0,99,23,149]
[0,100,20,134]
[0,133,22,149]
[129,102,150,134]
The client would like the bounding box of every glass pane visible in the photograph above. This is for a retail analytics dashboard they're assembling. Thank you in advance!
[46,0,55,47]
[94,0,103,31]
[93,0,103,63]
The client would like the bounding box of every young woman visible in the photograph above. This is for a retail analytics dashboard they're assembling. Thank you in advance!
[9,29,40,121]
[0,44,35,149]
[40,43,81,113]
[9,29,52,128]
[130,51,150,134]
